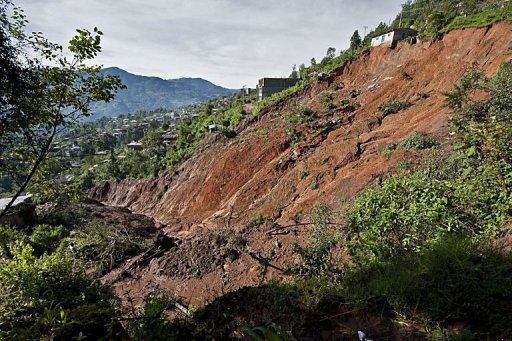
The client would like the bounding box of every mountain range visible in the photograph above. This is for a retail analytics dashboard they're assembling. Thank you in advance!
[90,67,237,119]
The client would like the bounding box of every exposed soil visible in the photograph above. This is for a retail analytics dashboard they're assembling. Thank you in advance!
[91,23,512,320]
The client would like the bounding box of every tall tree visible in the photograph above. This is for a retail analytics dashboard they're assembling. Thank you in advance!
[350,30,362,50]
[0,0,125,218]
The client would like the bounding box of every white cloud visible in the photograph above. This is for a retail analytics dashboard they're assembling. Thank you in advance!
[16,0,404,88]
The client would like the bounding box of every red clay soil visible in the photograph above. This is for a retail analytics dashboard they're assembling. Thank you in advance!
[93,23,512,311]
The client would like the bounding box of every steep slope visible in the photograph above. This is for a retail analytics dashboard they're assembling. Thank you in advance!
[93,23,512,306]
[89,67,236,119]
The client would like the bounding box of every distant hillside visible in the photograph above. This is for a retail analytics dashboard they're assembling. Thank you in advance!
[90,67,237,119]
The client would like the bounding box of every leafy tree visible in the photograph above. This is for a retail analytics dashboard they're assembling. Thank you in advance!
[310,57,317,67]
[349,30,362,50]
[325,47,336,59]
[289,64,299,79]
[0,0,124,218]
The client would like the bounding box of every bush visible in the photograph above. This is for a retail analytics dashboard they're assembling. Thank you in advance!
[443,4,512,33]
[287,106,317,124]
[127,292,176,341]
[378,100,412,116]
[0,243,119,340]
[346,158,511,264]
[29,224,69,256]
[343,237,512,338]
[69,221,154,275]
[0,225,28,257]
[319,91,335,112]
[290,204,341,279]
[397,132,438,150]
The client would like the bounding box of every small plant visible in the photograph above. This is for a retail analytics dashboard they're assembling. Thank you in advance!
[127,292,175,340]
[319,91,335,112]
[378,100,412,116]
[339,98,350,106]
[400,69,413,81]
[247,214,265,228]
[242,323,296,341]
[287,106,316,124]
[381,144,396,156]
[395,158,411,170]
[310,180,318,190]
[397,133,438,150]
[290,204,341,279]
[29,224,69,256]
[285,128,301,144]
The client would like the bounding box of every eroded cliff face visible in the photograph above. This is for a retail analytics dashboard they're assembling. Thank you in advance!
[93,23,512,229]
[93,23,512,307]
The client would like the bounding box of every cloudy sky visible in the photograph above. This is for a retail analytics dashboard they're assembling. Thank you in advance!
[16,0,404,89]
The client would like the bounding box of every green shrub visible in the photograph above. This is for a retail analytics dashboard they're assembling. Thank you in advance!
[378,100,412,116]
[247,215,265,228]
[252,82,307,117]
[346,158,511,264]
[343,237,512,338]
[69,222,153,275]
[319,91,335,112]
[339,98,350,106]
[0,243,119,340]
[287,106,317,124]
[29,224,69,256]
[127,292,175,341]
[0,225,27,258]
[290,204,341,279]
[443,4,512,33]
[397,132,438,150]
[285,128,301,144]
[400,69,413,81]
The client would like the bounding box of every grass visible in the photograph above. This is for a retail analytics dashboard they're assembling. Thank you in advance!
[443,4,512,33]
[342,237,512,338]
[397,132,438,150]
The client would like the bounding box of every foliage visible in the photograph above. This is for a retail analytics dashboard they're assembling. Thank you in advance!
[346,158,511,264]
[127,292,176,341]
[392,0,508,38]
[29,224,69,256]
[242,323,296,341]
[0,0,124,218]
[319,91,335,112]
[349,30,362,50]
[247,214,265,229]
[0,224,27,257]
[69,221,154,275]
[290,204,341,279]
[378,100,412,116]
[443,3,512,32]
[397,132,438,150]
[343,237,512,338]
[287,106,317,124]
[285,128,301,145]
[0,243,119,340]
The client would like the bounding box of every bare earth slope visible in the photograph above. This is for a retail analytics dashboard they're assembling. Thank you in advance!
[92,23,512,307]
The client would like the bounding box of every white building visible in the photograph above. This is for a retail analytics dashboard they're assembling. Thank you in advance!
[371,28,418,48]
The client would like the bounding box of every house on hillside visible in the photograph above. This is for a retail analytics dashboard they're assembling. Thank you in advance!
[127,141,143,151]
[256,78,300,101]
[371,28,417,48]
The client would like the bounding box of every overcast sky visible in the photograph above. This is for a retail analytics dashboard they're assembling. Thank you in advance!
[16,0,404,89]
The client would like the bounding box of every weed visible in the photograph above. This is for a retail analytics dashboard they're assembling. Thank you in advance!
[400,69,413,81]
[247,214,265,228]
[397,133,438,150]
[378,100,412,116]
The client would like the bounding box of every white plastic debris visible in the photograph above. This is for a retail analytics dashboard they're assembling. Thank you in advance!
[358,330,374,341]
